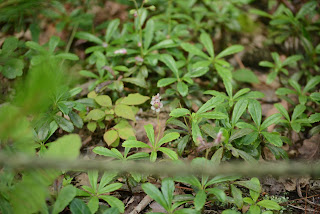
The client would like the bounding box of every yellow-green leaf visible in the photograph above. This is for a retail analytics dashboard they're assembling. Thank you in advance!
[115,104,136,121]
[94,95,112,107]
[103,130,119,146]
[120,93,149,105]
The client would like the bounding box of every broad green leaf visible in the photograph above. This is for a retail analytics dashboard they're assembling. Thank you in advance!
[291,122,301,133]
[233,88,250,100]
[235,178,261,193]
[95,95,112,107]
[296,1,317,19]
[249,179,261,202]
[249,205,261,214]
[52,185,77,214]
[257,200,281,210]
[276,88,297,96]
[121,93,149,105]
[262,132,283,147]
[200,32,214,58]
[114,104,135,121]
[310,92,320,102]
[158,147,178,160]
[87,109,106,121]
[216,45,244,59]
[206,175,241,187]
[266,71,277,84]
[99,172,118,191]
[229,128,253,142]
[87,196,99,214]
[142,183,169,210]
[148,39,175,52]
[79,70,99,78]
[192,121,202,145]
[233,69,259,83]
[243,197,254,204]
[175,176,202,188]
[197,111,227,120]
[93,146,120,159]
[231,185,243,209]
[291,104,306,121]
[54,115,74,132]
[282,55,302,66]
[248,99,262,126]
[75,32,103,44]
[206,188,226,202]
[309,113,320,123]
[288,79,301,93]
[237,149,258,163]
[103,130,119,146]
[98,183,122,194]
[158,132,180,147]
[45,134,81,160]
[144,124,155,146]
[211,147,223,165]
[160,54,179,78]
[188,67,209,78]
[70,198,91,214]
[2,37,18,54]
[122,140,151,148]
[231,99,248,126]
[55,53,79,61]
[274,103,290,121]
[260,114,282,130]
[99,195,125,213]
[259,61,274,68]
[177,81,188,97]
[122,77,147,88]
[194,190,206,211]
[215,64,232,82]
[197,96,224,114]
[157,77,177,87]
[303,76,320,93]
[144,19,154,50]
[181,43,209,59]
[105,19,120,43]
[127,152,149,160]
[161,178,175,207]
[25,41,46,53]
[242,131,259,145]
[48,36,60,53]
[170,108,191,117]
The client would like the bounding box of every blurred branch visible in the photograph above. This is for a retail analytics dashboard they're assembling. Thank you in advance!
[0,152,320,177]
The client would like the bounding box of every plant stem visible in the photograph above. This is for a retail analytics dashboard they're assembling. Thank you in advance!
[155,113,161,145]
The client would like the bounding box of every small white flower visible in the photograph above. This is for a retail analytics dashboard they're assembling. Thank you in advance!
[102,42,108,48]
[114,48,127,54]
[151,93,163,113]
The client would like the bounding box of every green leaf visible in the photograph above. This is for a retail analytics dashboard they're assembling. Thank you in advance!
[53,115,74,132]
[231,184,243,209]
[188,67,209,78]
[87,122,97,132]
[262,132,283,147]
[157,77,177,87]
[75,32,103,44]
[160,54,179,78]
[282,55,302,66]
[231,99,248,126]
[122,77,147,88]
[144,19,154,50]
[236,149,258,163]
[94,95,112,107]
[158,132,180,147]
[260,114,282,130]
[249,205,261,214]
[248,99,262,126]
[288,79,301,93]
[274,103,290,121]
[243,197,254,205]
[93,147,120,159]
[233,88,250,100]
[309,113,320,123]
[121,93,149,105]
[175,176,202,188]
[45,134,81,160]
[52,185,77,214]
[249,179,261,202]
[233,69,259,83]
[197,96,224,114]
[229,128,253,142]
[55,53,79,61]
[99,195,125,213]
[87,196,99,214]
[206,175,241,187]
[70,198,91,214]
[206,188,226,202]
[158,147,178,160]
[242,131,259,145]
[266,71,277,84]
[26,41,46,53]
[276,87,297,96]
[114,104,135,121]
[87,109,106,121]
[148,39,175,52]
[79,70,99,79]
[257,200,281,210]
[181,43,209,59]
[292,104,306,121]
[122,140,151,149]
[170,108,191,117]
[216,45,244,59]
[303,76,320,94]
[235,178,261,193]
[98,183,122,194]
[215,64,232,82]
[194,190,206,211]
[103,130,119,146]
[2,37,18,54]
[105,19,120,43]
[222,210,241,214]
[296,1,317,19]
[68,111,83,128]
[142,183,169,210]
[197,111,228,120]
[259,61,274,68]
[177,81,188,97]
[161,178,175,207]
[211,147,223,166]
[88,170,98,192]
[99,172,118,191]
[144,124,155,146]
[200,32,214,58]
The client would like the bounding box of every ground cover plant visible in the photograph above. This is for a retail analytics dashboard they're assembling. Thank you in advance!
[0,0,320,213]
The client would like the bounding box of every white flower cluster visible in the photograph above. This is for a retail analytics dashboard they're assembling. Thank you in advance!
[150,93,163,113]
[114,48,127,54]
